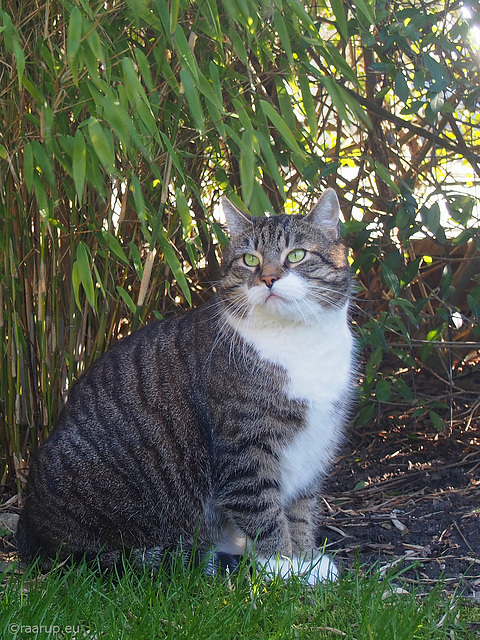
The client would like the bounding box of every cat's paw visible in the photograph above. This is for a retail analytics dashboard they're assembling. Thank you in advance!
[257,552,338,585]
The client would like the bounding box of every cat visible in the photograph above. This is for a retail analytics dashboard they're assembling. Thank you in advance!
[16,188,355,584]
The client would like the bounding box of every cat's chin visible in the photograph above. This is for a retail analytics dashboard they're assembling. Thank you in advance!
[250,294,319,325]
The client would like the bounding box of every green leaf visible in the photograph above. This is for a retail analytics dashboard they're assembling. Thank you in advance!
[354,0,376,26]
[256,131,285,195]
[122,57,148,107]
[376,378,392,403]
[273,12,294,64]
[175,188,193,233]
[393,378,414,402]
[373,161,401,195]
[439,264,453,298]
[31,141,55,188]
[394,71,409,104]
[116,286,137,314]
[75,241,96,310]
[180,68,205,135]
[23,142,34,192]
[103,231,129,264]
[157,232,192,306]
[401,257,422,288]
[87,117,116,175]
[73,129,86,203]
[71,260,82,311]
[130,174,147,227]
[11,36,25,90]
[355,403,374,426]
[329,0,349,41]
[173,25,198,81]
[87,27,105,64]
[380,263,400,297]
[240,130,257,206]
[467,293,480,318]
[424,53,450,92]
[134,47,154,92]
[67,7,83,61]
[298,72,317,136]
[259,100,304,157]
[170,0,180,34]
[421,202,441,235]
[429,410,445,431]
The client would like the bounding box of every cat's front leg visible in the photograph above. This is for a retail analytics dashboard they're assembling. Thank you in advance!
[217,481,293,558]
[275,492,338,584]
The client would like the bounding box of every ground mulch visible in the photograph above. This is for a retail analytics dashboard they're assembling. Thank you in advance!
[320,393,480,601]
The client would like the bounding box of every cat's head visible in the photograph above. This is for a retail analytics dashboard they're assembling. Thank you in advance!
[218,189,351,325]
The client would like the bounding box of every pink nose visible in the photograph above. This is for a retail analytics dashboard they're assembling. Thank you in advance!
[261,274,278,288]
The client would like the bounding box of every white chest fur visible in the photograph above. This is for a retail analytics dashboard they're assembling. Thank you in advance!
[231,304,354,504]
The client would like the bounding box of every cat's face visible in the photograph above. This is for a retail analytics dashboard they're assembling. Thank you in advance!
[219,189,351,324]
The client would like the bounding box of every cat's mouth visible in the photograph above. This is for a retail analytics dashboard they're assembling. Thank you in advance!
[264,290,287,304]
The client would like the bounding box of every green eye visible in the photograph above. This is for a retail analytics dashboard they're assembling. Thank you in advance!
[244,253,260,267]
[286,249,306,264]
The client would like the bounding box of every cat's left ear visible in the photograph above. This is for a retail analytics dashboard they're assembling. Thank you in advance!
[306,188,341,240]
[221,197,254,237]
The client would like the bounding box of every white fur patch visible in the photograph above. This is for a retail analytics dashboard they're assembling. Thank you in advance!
[229,273,354,504]
[257,551,338,584]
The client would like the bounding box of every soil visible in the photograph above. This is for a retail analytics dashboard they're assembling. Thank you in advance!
[319,410,480,601]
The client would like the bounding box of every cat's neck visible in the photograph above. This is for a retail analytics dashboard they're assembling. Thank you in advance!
[225,301,350,335]
[226,301,353,402]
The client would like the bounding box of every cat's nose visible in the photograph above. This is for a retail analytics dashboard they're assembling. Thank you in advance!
[261,274,278,288]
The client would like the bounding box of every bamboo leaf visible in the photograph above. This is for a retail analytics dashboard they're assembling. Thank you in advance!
[103,231,129,265]
[122,57,148,107]
[373,161,401,195]
[87,26,105,65]
[134,46,154,92]
[256,131,285,195]
[67,6,83,67]
[173,25,198,81]
[329,0,349,41]
[170,0,180,34]
[23,142,34,192]
[180,68,205,135]
[116,286,137,314]
[11,37,25,89]
[259,100,304,157]
[31,141,55,188]
[130,174,147,228]
[71,260,82,311]
[87,117,116,175]
[75,242,96,310]
[273,12,294,64]
[240,130,256,206]
[298,72,317,136]
[157,232,192,306]
[73,129,86,203]
[175,188,193,233]
[354,0,376,26]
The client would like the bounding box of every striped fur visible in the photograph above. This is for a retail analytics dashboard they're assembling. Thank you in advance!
[17,189,355,583]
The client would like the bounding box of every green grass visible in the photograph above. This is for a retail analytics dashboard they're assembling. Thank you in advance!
[0,557,477,640]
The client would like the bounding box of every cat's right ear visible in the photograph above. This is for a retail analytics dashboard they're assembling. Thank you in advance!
[221,197,253,237]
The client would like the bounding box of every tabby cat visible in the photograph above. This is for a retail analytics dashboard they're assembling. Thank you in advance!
[17,188,355,584]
